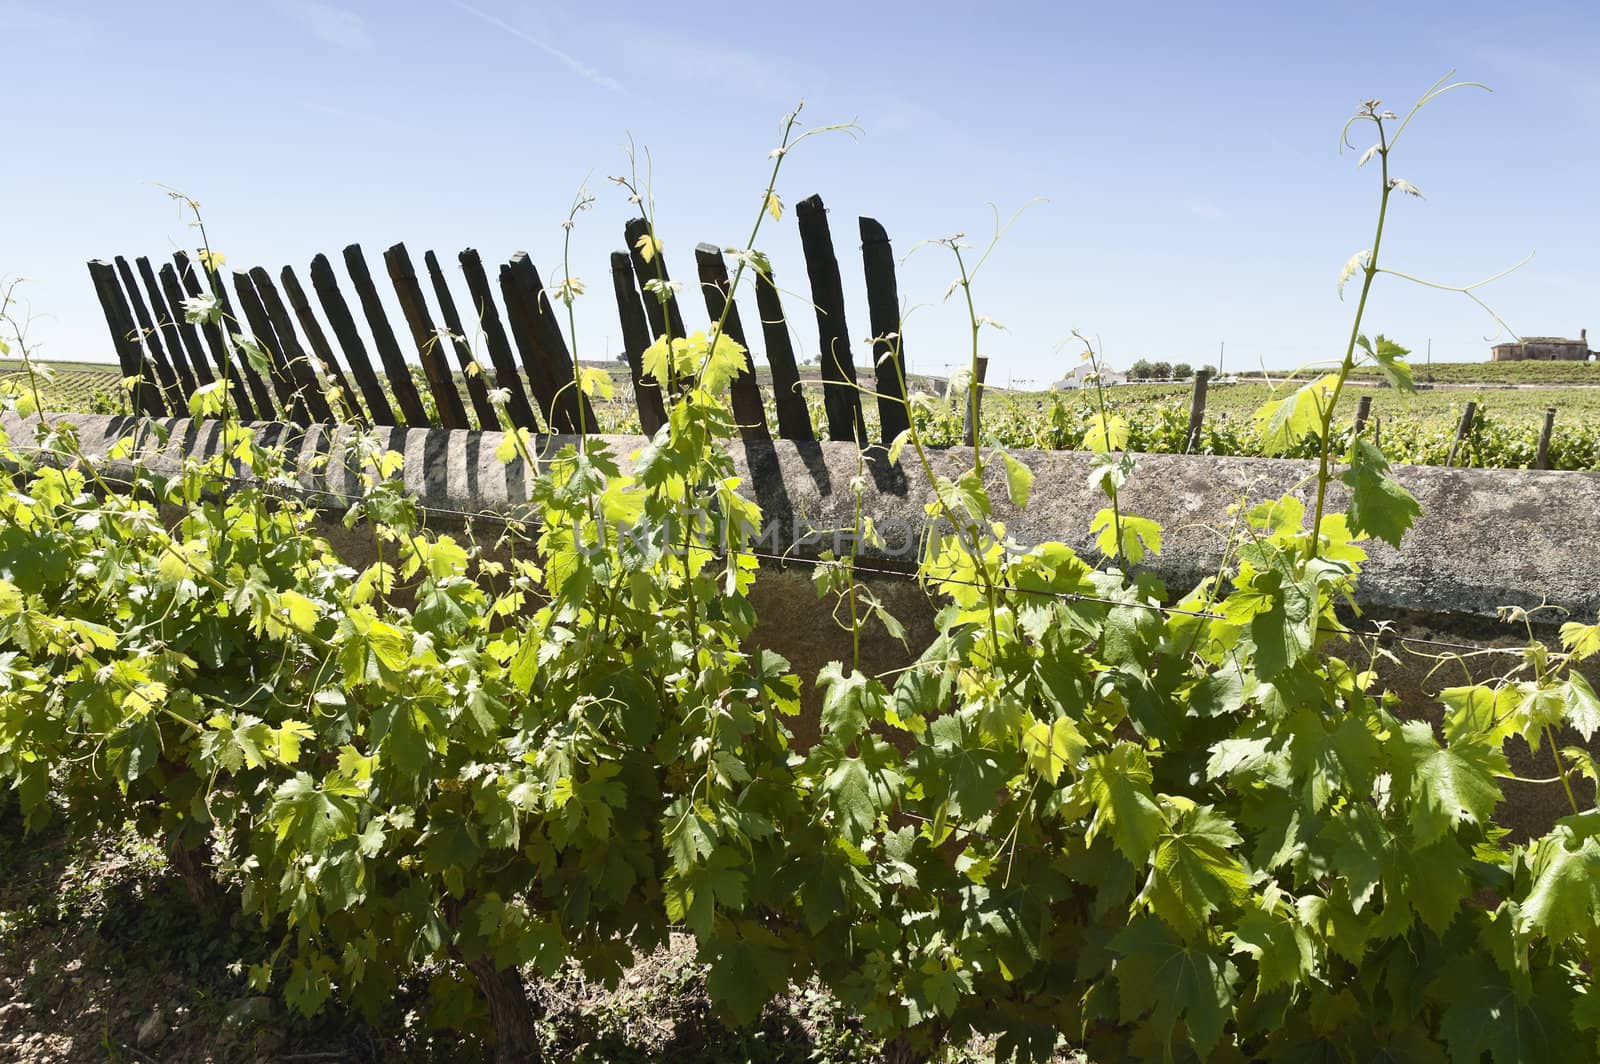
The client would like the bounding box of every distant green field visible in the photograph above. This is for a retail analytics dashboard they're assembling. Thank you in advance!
[1345,358,1600,385]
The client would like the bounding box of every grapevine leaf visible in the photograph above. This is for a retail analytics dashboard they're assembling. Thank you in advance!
[822,736,903,843]
[1341,437,1420,548]
[1082,744,1168,864]
[1001,451,1034,509]
[1111,915,1237,1058]
[1022,715,1086,784]
[1142,806,1251,937]
[704,920,790,1026]
[1563,674,1600,741]
[1355,334,1415,393]
[1392,721,1505,844]
[1432,955,1561,1064]
[1230,906,1314,995]
[1254,374,1339,454]
[1517,825,1600,946]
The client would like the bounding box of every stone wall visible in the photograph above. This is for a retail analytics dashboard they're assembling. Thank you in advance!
[6,412,1598,834]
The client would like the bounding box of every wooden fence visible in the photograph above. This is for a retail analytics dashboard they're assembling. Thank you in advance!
[86,193,912,448]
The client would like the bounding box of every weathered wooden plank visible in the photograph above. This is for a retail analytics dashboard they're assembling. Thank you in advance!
[280,266,363,422]
[751,260,813,441]
[1446,400,1478,468]
[135,257,198,397]
[200,257,280,419]
[503,252,595,434]
[231,270,309,424]
[1536,407,1557,470]
[420,250,501,431]
[858,217,910,446]
[342,243,430,426]
[963,356,989,448]
[86,259,166,416]
[455,249,538,431]
[155,263,215,388]
[1185,368,1210,453]
[383,243,469,430]
[498,263,561,428]
[610,251,667,436]
[308,253,398,426]
[623,217,688,344]
[794,195,865,443]
[249,267,336,423]
[113,256,184,409]
[172,252,258,420]
[693,243,770,440]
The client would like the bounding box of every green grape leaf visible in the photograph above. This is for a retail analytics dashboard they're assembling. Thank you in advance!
[822,736,903,843]
[1230,906,1315,995]
[1112,915,1237,1058]
[817,662,886,745]
[1433,955,1562,1064]
[1563,674,1600,741]
[1001,451,1034,509]
[703,920,791,1026]
[1082,744,1168,864]
[1356,333,1415,394]
[1022,715,1086,784]
[1091,510,1163,565]
[1142,806,1251,937]
[1341,437,1420,548]
[1255,374,1338,454]
[1392,721,1506,844]
[1517,825,1600,946]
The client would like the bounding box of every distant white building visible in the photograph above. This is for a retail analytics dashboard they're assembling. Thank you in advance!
[1052,363,1127,389]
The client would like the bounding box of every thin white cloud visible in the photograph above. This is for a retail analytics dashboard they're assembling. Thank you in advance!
[1186,201,1223,220]
[275,0,372,50]
[452,0,624,94]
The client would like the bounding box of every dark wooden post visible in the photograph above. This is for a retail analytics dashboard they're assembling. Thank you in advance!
[201,257,280,420]
[963,357,989,447]
[383,243,469,430]
[1185,368,1210,453]
[859,217,910,447]
[623,218,688,345]
[422,250,501,431]
[1445,400,1477,468]
[502,252,595,434]
[114,256,184,409]
[752,262,812,441]
[86,259,166,416]
[1353,394,1373,437]
[281,266,363,422]
[794,195,866,444]
[309,253,398,426]
[456,249,539,431]
[693,244,770,440]
[231,270,308,424]
[173,251,258,421]
[135,257,199,397]
[250,268,336,424]
[342,243,430,426]
[610,251,667,437]
[154,263,215,388]
[1535,407,1557,470]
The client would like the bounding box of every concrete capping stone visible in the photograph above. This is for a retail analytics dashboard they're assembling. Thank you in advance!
[6,411,1599,624]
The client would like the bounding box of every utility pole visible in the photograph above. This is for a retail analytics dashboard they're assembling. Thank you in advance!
[1218,340,1225,378]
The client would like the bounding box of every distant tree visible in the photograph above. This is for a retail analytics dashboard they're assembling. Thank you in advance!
[1200,364,1219,378]
[1173,362,1194,380]
[1150,360,1174,380]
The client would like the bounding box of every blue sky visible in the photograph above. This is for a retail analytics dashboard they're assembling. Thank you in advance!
[4,1,1598,384]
